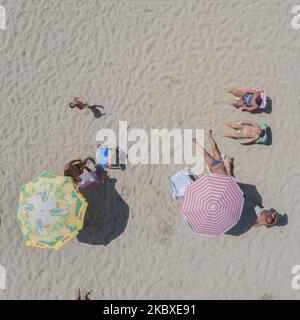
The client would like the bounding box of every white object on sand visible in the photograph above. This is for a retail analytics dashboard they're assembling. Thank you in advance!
[259,91,267,109]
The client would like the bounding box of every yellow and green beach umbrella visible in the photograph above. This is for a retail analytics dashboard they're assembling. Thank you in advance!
[16,172,87,250]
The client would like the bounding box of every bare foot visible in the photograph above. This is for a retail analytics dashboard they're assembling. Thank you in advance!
[192,138,204,152]
[208,129,213,138]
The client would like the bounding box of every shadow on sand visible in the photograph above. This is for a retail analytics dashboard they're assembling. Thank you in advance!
[265,126,272,146]
[90,105,105,119]
[226,183,288,236]
[77,178,129,245]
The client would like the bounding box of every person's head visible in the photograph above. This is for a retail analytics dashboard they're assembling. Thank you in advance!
[64,164,81,177]
[64,168,74,177]
[255,95,262,106]
[256,127,265,138]
[265,212,278,226]
[69,102,76,108]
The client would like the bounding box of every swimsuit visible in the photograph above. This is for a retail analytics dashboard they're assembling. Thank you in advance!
[210,160,223,168]
[242,92,254,107]
[236,123,269,144]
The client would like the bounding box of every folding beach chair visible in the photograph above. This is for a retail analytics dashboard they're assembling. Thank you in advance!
[96,145,125,170]
[168,168,194,200]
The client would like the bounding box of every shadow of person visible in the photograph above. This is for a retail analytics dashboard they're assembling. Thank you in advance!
[77,178,129,245]
[265,126,272,146]
[275,213,288,227]
[90,105,105,119]
[226,183,262,236]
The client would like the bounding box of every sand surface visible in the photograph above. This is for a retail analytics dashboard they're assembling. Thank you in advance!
[1,0,300,299]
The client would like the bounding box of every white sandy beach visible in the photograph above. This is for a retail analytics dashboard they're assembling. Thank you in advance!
[1,0,300,299]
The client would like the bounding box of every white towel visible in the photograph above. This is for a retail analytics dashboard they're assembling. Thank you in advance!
[259,91,267,109]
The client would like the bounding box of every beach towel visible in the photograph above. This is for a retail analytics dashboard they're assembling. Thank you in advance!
[259,91,267,109]
[255,122,269,144]
[168,168,193,199]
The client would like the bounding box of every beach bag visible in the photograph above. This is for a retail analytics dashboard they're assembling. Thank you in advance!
[78,170,106,190]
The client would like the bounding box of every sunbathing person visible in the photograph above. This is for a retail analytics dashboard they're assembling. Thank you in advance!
[64,158,95,182]
[254,204,278,228]
[225,88,266,112]
[193,130,232,176]
[222,121,269,145]
[69,97,91,109]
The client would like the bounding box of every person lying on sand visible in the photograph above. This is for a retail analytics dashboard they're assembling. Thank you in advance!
[193,130,232,176]
[254,204,278,228]
[64,158,95,182]
[69,97,91,109]
[225,88,265,112]
[222,121,268,145]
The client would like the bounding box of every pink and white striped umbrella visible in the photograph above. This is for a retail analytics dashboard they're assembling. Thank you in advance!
[181,173,244,236]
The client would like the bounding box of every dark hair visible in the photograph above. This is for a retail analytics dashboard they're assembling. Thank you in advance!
[266,215,276,225]
[64,169,73,177]
[255,96,262,106]
[259,129,266,138]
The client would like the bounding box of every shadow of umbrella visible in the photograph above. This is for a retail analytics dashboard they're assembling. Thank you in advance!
[226,183,288,236]
[226,183,262,236]
[77,178,129,245]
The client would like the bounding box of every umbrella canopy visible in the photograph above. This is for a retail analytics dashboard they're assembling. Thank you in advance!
[181,173,244,236]
[16,171,87,249]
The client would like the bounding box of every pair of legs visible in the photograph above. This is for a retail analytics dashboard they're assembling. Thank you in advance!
[223,123,246,139]
[193,130,231,176]
[225,89,245,109]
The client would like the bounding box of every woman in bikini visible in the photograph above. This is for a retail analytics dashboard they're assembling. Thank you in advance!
[254,205,278,228]
[193,130,232,176]
[64,158,95,182]
[225,88,265,112]
[222,121,268,145]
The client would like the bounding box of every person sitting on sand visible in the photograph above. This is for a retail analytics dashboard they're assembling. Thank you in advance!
[69,97,91,109]
[193,130,232,176]
[222,121,269,145]
[254,204,278,228]
[64,158,95,182]
[225,88,266,112]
